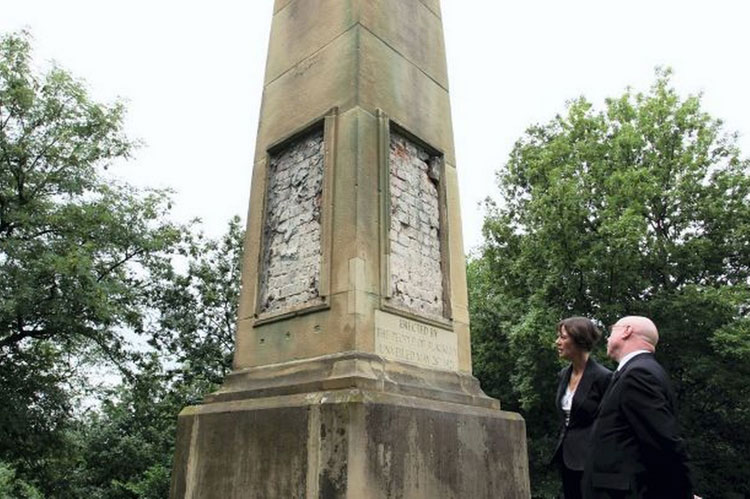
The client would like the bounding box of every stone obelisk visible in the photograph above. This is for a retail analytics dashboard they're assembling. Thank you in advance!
[170,1,530,497]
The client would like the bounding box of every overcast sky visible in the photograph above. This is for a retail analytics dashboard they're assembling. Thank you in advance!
[3,1,749,253]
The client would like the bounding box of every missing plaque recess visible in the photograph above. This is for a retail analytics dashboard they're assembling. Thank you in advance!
[258,127,325,315]
[387,130,446,321]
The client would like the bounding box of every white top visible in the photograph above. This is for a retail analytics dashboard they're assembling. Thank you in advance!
[562,385,575,426]
[617,350,651,371]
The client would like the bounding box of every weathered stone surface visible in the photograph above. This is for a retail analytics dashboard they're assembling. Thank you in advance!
[266,0,357,84]
[358,27,455,165]
[359,0,448,89]
[237,158,267,322]
[444,163,468,314]
[358,397,529,498]
[259,128,324,314]
[374,310,457,371]
[389,132,444,320]
[234,292,358,369]
[273,0,294,14]
[171,389,531,499]
[212,352,496,409]
[173,406,309,498]
[418,0,442,18]
[254,27,358,163]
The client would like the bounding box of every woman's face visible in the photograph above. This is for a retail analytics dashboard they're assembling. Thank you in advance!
[556,325,580,360]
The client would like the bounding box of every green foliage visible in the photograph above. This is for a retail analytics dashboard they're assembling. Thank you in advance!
[67,218,243,497]
[73,359,185,499]
[0,30,183,495]
[0,461,43,498]
[149,216,244,388]
[0,30,180,362]
[0,31,247,496]
[471,68,750,498]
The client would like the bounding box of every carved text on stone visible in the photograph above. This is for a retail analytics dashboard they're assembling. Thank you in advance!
[374,311,458,370]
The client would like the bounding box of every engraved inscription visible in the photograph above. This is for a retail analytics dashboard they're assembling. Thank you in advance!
[374,311,458,371]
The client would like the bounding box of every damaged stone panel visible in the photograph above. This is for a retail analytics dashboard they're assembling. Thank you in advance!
[259,128,324,314]
[389,132,445,319]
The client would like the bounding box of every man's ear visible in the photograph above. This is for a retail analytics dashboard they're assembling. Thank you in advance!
[621,325,633,339]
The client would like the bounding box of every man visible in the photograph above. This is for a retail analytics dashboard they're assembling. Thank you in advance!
[582,316,695,498]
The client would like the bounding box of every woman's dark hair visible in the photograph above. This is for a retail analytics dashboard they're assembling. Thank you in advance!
[557,316,602,352]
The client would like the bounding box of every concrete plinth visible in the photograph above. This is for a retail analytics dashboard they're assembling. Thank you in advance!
[170,368,530,498]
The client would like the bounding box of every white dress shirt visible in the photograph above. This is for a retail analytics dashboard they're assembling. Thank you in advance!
[617,350,651,371]
[562,386,575,426]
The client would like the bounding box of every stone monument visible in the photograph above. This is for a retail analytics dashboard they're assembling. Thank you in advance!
[170,1,531,497]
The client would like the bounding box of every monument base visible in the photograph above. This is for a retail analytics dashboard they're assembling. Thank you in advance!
[170,354,531,498]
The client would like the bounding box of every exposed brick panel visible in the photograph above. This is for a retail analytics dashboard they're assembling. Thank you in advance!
[389,132,444,319]
[259,128,324,314]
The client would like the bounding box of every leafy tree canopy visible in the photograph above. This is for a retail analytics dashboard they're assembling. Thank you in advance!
[68,217,242,498]
[148,216,243,388]
[0,30,246,497]
[0,30,181,490]
[470,68,750,497]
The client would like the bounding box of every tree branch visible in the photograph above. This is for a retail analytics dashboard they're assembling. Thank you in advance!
[27,135,61,175]
[0,326,55,349]
[0,110,12,131]
[96,248,146,283]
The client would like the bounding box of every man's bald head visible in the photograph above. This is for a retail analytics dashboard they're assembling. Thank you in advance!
[621,316,659,347]
[607,315,659,361]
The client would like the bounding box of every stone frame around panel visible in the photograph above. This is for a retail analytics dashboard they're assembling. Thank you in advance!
[252,108,338,326]
[377,110,453,329]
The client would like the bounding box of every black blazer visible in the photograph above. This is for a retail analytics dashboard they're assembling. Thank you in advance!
[552,357,612,471]
[582,353,693,499]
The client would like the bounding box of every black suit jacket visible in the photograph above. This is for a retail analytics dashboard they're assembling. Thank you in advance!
[582,353,693,499]
[552,357,613,471]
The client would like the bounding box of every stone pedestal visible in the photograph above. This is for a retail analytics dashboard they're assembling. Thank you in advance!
[171,354,530,498]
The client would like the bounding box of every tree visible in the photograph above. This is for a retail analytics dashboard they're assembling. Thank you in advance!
[471,68,750,497]
[0,460,42,498]
[149,216,243,388]
[72,357,183,499]
[70,218,243,498]
[0,30,180,492]
[0,30,247,496]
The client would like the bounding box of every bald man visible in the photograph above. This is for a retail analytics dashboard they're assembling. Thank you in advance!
[581,316,695,499]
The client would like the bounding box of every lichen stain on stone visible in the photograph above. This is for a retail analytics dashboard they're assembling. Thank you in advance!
[318,405,348,498]
[365,405,472,498]
[293,51,320,78]
[319,473,343,499]
[259,128,324,314]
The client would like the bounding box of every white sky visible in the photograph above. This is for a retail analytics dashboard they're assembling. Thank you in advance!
[3,1,749,253]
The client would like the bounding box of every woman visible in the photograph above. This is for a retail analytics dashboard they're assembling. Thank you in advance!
[551,316,612,499]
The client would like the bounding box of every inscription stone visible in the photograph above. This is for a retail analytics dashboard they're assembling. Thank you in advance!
[375,310,458,371]
[259,128,324,314]
[388,132,444,320]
